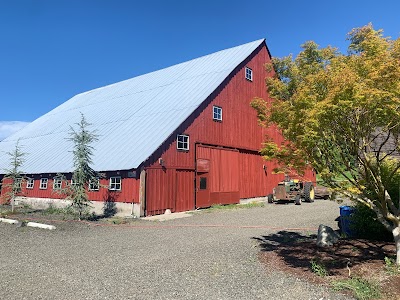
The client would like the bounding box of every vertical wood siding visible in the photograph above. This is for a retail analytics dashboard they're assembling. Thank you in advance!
[3,174,140,203]
[145,168,194,216]
[238,150,285,199]
[143,43,307,213]
[145,43,279,171]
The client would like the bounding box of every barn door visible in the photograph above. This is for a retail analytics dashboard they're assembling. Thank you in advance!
[175,169,195,212]
[196,172,210,208]
[196,158,210,208]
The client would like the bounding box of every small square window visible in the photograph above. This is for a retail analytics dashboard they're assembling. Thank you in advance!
[26,178,34,189]
[213,106,222,121]
[40,178,48,189]
[245,67,253,81]
[53,177,62,190]
[109,177,121,191]
[89,179,100,191]
[177,134,189,151]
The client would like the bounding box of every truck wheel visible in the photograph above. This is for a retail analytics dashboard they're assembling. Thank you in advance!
[304,182,315,203]
[267,194,274,203]
[295,195,301,205]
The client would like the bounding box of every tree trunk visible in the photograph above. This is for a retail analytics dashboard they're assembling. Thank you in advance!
[11,195,15,212]
[393,226,400,265]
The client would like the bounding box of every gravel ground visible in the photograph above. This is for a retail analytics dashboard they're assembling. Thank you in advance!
[0,200,352,300]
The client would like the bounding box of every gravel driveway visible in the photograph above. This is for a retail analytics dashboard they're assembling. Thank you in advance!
[0,200,351,300]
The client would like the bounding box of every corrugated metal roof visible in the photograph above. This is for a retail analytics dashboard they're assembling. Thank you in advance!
[0,39,265,174]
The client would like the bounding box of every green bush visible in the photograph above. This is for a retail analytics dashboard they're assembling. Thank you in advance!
[351,156,399,242]
[350,203,393,241]
[310,259,329,277]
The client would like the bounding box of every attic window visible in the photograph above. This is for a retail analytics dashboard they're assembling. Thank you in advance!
[213,106,222,121]
[177,134,189,151]
[245,67,253,81]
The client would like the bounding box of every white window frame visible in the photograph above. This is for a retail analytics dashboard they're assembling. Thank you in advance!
[26,178,34,189]
[109,177,121,191]
[89,178,100,191]
[53,177,62,190]
[40,178,48,190]
[177,134,189,151]
[213,106,222,121]
[245,67,253,81]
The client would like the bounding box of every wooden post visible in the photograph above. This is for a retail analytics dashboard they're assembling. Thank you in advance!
[139,169,146,217]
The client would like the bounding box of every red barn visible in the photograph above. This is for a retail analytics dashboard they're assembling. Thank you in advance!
[0,39,315,216]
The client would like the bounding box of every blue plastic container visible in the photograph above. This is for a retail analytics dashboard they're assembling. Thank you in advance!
[339,205,355,237]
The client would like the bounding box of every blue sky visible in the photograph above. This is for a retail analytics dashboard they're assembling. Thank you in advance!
[1,0,399,139]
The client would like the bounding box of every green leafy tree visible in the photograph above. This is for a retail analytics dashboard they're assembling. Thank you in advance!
[66,114,99,219]
[251,24,400,264]
[2,140,25,212]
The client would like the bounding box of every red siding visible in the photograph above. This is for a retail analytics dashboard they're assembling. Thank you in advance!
[145,168,194,216]
[145,43,278,171]
[238,150,285,199]
[143,43,300,213]
[197,145,239,192]
[175,170,195,212]
[5,175,140,203]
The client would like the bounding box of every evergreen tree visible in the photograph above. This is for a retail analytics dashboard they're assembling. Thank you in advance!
[2,140,25,212]
[68,113,98,219]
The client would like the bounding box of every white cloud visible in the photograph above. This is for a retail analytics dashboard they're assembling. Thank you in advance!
[0,121,30,141]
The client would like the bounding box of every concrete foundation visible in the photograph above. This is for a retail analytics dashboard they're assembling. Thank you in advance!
[13,196,267,218]
[14,196,139,218]
[239,196,268,204]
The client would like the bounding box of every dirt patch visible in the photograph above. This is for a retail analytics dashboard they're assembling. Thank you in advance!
[255,231,400,300]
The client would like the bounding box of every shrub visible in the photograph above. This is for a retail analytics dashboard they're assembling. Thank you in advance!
[350,203,393,242]
[310,259,328,277]
[351,155,399,241]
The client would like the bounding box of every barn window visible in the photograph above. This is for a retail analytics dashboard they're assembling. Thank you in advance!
[26,178,34,189]
[109,177,121,191]
[213,106,222,121]
[53,177,62,190]
[89,179,100,191]
[245,67,253,81]
[199,177,207,190]
[40,178,48,189]
[177,134,189,151]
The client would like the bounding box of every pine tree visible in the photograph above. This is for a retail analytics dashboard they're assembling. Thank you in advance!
[2,140,25,212]
[68,113,98,219]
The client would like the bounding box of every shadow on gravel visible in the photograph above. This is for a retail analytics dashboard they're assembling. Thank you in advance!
[253,231,394,275]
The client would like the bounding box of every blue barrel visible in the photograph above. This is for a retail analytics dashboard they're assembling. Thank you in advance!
[340,206,355,237]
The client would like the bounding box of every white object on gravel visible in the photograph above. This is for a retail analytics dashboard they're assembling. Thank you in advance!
[26,222,56,230]
[0,218,19,224]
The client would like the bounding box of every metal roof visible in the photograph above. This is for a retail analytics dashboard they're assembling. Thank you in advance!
[0,39,265,174]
